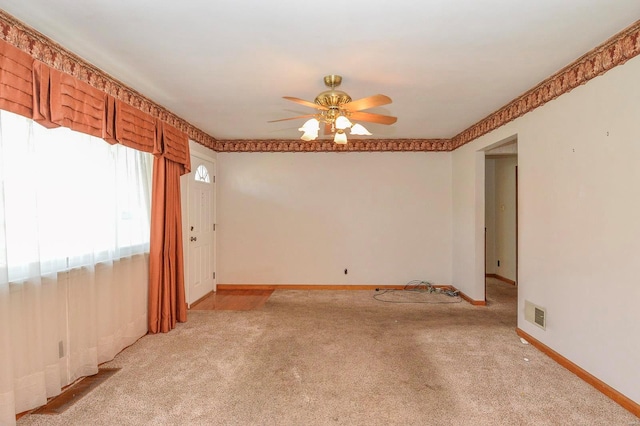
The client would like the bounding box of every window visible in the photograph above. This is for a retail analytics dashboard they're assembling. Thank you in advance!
[195,164,210,183]
[0,110,152,282]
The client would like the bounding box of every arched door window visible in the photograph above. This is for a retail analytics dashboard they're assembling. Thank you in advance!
[194,164,210,183]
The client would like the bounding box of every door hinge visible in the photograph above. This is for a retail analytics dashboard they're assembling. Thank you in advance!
[213,223,216,231]
[213,175,216,183]
[213,272,216,279]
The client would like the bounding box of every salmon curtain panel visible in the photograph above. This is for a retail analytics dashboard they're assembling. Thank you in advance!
[148,122,190,333]
[0,39,191,335]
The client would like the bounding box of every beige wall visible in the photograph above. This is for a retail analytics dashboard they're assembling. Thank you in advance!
[452,55,640,403]
[217,152,452,286]
[189,139,217,161]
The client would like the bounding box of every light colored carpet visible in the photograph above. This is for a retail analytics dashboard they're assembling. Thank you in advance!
[18,280,638,425]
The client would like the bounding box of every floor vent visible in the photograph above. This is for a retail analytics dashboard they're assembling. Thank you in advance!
[525,300,546,330]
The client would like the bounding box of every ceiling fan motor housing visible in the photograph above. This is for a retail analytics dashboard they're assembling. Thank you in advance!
[314,90,352,109]
[314,75,352,116]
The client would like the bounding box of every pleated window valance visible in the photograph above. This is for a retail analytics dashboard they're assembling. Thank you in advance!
[32,61,58,128]
[0,39,190,172]
[0,40,34,118]
[114,99,157,153]
[49,68,106,138]
[159,122,191,173]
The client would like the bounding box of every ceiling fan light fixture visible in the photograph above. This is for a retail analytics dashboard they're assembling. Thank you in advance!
[349,123,372,136]
[334,130,348,144]
[298,118,320,132]
[299,118,320,141]
[334,115,352,130]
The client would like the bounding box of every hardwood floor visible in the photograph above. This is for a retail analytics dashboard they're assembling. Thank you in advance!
[189,289,274,311]
[31,368,121,414]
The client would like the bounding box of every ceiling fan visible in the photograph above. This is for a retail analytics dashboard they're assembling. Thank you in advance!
[269,75,397,144]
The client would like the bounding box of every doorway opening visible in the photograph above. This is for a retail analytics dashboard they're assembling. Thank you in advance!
[484,138,518,316]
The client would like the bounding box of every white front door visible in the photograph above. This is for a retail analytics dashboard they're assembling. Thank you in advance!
[186,157,216,304]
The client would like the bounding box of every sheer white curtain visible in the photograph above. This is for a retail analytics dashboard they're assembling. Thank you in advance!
[0,110,152,425]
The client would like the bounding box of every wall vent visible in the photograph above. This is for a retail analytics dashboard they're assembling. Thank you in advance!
[525,300,546,330]
[534,307,546,328]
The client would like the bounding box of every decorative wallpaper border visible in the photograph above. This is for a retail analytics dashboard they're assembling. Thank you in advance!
[214,139,449,152]
[450,20,640,150]
[0,10,217,150]
[1,10,638,153]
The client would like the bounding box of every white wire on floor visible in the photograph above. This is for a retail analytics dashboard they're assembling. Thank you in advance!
[373,280,462,304]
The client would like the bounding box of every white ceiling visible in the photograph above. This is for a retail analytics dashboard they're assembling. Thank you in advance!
[0,1,639,141]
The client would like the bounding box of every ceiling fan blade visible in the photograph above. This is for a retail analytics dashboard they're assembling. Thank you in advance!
[341,94,392,112]
[349,111,397,125]
[268,114,317,123]
[283,96,329,110]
